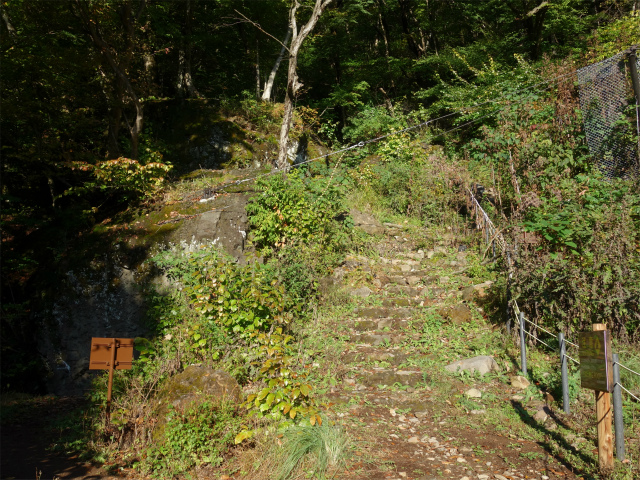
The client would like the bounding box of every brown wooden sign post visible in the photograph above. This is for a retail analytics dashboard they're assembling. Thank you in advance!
[89,338,134,423]
[579,324,613,471]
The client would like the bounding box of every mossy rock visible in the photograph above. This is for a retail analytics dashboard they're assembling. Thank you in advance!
[152,365,242,442]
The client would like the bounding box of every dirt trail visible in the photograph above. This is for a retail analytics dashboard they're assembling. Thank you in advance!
[1,397,112,480]
[317,233,581,480]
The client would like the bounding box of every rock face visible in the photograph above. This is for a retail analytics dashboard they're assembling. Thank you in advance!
[40,192,253,396]
[39,256,148,396]
[350,208,385,235]
[153,365,242,441]
[445,356,499,375]
[166,192,250,262]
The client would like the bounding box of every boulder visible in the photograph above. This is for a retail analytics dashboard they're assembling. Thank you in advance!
[445,356,499,375]
[153,365,242,440]
[461,281,494,302]
[350,208,384,235]
[438,304,473,325]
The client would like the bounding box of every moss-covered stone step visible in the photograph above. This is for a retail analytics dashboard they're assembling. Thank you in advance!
[349,332,406,346]
[352,318,409,332]
[353,307,414,319]
[357,369,424,387]
[381,298,433,308]
[342,348,408,366]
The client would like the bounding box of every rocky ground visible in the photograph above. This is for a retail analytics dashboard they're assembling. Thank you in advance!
[307,225,583,480]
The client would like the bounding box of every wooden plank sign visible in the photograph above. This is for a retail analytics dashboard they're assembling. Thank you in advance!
[89,338,134,370]
[579,330,613,392]
[89,338,134,424]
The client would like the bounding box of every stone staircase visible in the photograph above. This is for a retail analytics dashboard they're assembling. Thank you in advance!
[314,227,578,480]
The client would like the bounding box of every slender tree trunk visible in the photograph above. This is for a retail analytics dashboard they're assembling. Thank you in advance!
[177,0,198,98]
[1,4,16,39]
[262,28,292,102]
[76,0,145,159]
[276,0,332,170]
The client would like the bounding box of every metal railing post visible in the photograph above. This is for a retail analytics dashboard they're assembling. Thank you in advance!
[559,332,570,414]
[519,312,527,375]
[612,353,625,461]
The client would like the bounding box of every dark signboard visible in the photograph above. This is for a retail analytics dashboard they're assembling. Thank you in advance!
[579,331,613,392]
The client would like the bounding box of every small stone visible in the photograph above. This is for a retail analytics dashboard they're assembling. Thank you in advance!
[511,375,530,390]
[399,473,407,478]
[470,409,486,415]
[495,475,509,480]
[457,457,466,463]
[406,386,415,393]
[533,410,548,422]
[511,395,524,401]
[478,475,489,480]
[407,436,419,443]
[350,286,372,297]
[414,411,428,419]
[541,476,549,480]
[389,408,396,417]
[464,388,482,398]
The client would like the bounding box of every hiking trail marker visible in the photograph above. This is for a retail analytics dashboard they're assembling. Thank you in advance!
[89,338,134,423]
[579,325,613,471]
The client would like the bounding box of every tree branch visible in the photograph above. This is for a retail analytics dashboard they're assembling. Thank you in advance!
[232,10,291,53]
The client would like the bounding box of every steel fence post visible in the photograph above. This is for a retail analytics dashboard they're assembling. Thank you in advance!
[559,332,570,414]
[612,353,625,461]
[519,312,527,376]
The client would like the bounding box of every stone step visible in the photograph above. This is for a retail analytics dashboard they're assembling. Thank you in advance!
[352,318,408,332]
[354,307,413,319]
[385,285,425,297]
[357,369,424,387]
[381,297,433,308]
[342,348,408,366]
[350,332,405,346]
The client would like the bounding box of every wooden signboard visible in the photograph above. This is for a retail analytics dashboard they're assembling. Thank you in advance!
[90,338,134,424]
[89,338,134,370]
[579,330,613,392]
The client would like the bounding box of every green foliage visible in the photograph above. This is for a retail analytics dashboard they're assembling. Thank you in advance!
[276,420,348,480]
[246,169,351,256]
[241,327,321,431]
[141,401,240,478]
[63,157,172,205]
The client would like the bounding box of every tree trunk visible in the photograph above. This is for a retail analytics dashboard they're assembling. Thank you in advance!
[276,0,333,171]
[262,28,292,102]
[75,0,145,159]
[177,0,198,98]
[1,4,16,39]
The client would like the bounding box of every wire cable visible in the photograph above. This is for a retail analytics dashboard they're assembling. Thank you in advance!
[614,361,640,378]
[616,382,640,403]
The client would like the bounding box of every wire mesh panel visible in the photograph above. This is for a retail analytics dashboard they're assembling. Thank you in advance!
[577,52,640,178]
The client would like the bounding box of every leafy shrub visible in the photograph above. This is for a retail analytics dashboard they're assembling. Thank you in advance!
[141,400,240,477]
[246,169,350,256]
[64,156,172,204]
[514,175,640,340]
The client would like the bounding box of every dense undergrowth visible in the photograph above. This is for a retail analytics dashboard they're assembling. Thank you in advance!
[2,10,640,480]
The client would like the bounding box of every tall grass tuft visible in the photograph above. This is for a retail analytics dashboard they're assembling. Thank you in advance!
[278,420,348,480]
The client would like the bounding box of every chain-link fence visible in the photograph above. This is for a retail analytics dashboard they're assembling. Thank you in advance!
[577,51,640,178]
